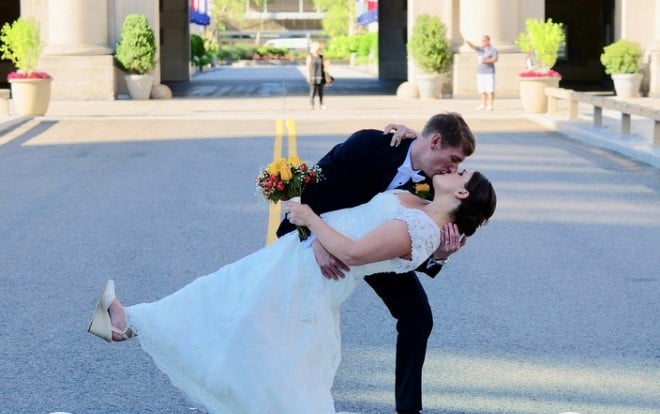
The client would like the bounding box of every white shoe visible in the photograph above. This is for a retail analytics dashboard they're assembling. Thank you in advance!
[475,105,485,111]
[486,105,493,111]
[320,105,327,110]
[87,280,135,342]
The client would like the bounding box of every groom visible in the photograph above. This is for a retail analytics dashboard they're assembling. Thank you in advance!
[277,112,476,414]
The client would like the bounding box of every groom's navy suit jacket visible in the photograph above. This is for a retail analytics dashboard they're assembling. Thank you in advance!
[276,128,443,278]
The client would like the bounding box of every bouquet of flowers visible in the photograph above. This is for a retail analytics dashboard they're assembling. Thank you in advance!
[256,156,323,240]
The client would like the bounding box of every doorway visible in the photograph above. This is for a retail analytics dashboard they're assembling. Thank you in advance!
[0,0,20,89]
[160,0,190,82]
[547,0,615,91]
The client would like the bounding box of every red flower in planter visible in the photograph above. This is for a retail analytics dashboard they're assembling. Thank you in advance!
[7,71,52,80]
[518,69,561,78]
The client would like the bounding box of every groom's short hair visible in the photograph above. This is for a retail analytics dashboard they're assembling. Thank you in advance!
[422,112,475,156]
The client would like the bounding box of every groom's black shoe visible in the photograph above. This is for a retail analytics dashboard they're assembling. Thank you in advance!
[397,411,421,414]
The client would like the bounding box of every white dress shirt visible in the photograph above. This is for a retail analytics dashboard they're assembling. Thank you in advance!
[386,145,425,190]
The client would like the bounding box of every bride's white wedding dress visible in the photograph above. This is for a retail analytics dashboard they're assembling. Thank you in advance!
[127,190,440,414]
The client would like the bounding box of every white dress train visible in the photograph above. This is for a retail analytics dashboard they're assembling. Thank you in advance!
[127,190,441,414]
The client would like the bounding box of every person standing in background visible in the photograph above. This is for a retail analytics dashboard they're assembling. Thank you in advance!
[466,35,498,111]
[306,41,329,110]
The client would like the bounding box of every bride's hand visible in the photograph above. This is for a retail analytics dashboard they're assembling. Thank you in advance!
[384,123,418,147]
[434,223,467,259]
[283,201,316,227]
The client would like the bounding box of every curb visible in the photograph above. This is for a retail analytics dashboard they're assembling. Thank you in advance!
[0,115,32,136]
[527,113,660,169]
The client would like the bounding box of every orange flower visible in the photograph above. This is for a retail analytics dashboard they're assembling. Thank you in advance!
[414,183,431,200]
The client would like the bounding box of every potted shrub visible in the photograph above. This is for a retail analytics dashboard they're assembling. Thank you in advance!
[515,18,565,113]
[115,14,157,100]
[408,14,452,98]
[0,17,52,116]
[600,39,643,98]
[190,34,210,71]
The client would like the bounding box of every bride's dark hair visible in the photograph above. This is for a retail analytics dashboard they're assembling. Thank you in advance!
[452,171,496,236]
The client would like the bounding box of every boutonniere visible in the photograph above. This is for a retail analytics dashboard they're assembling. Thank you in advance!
[413,183,432,200]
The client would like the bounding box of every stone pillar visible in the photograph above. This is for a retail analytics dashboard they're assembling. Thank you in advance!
[458,0,520,52]
[44,0,112,55]
[39,0,116,99]
[453,0,532,97]
[649,0,660,96]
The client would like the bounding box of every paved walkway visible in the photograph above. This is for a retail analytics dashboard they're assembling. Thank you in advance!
[1,64,658,168]
[1,64,658,414]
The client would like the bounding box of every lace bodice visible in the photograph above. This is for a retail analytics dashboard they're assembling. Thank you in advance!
[322,190,442,276]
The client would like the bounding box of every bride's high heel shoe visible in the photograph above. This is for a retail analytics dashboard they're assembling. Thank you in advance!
[87,279,135,342]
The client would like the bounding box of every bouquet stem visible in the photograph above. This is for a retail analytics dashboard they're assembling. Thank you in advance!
[289,196,310,241]
[296,225,310,241]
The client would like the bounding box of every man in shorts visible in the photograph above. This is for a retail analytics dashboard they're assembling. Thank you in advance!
[466,35,498,111]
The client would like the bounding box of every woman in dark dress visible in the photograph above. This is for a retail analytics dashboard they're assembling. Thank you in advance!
[306,41,329,109]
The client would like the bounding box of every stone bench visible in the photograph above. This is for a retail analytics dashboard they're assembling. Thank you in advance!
[580,95,660,146]
[545,87,579,120]
[0,89,9,116]
[544,88,660,146]
[608,98,660,145]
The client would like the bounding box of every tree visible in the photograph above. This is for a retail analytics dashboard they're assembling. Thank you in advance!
[211,0,252,33]
[206,0,266,45]
[314,0,356,37]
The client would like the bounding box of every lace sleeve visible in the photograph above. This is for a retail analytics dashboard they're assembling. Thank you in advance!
[388,207,441,273]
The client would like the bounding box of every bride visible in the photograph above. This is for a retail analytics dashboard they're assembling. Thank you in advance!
[87,170,496,414]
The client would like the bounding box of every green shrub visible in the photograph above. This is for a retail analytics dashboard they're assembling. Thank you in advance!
[357,33,376,58]
[190,34,210,69]
[325,33,377,61]
[0,17,43,74]
[115,14,157,74]
[324,35,351,60]
[600,38,642,75]
[516,18,565,70]
[190,34,205,59]
[408,14,451,74]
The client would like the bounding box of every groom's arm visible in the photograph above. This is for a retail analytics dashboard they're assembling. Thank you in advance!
[277,129,399,237]
[417,224,466,278]
[303,129,396,212]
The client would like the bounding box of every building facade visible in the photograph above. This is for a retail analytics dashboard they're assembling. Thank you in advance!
[2,0,659,99]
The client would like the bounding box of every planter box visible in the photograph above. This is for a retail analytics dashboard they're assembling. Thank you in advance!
[125,74,154,100]
[9,77,52,116]
[519,75,561,113]
[612,73,643,98]
[416,74,445,99]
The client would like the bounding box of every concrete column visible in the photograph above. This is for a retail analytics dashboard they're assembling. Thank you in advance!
[39,0,116,99]
[459,0,521,52]
[453,0,531,97]
[44,0,112,55]
[649,0,660,96]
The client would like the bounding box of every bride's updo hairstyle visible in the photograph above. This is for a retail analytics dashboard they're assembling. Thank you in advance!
[452,171,496,236]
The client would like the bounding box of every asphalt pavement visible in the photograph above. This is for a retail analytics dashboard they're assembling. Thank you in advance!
[0,63,658,414]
